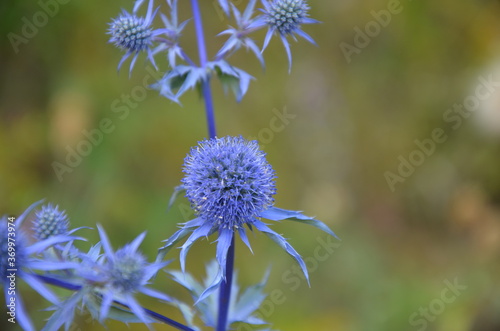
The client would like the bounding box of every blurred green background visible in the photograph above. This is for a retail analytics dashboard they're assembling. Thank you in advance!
[2,0,500,330]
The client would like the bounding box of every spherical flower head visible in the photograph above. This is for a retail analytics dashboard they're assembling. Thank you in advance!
[109,13,154,54]
[182,136,276,230]
[266,0,310,36]
[108,248,147,292]
[33,204,69,240]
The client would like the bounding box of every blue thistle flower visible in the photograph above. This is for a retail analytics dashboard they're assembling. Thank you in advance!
[153,0,191,68]
[259,0,319,71]
[217,0,265,67]
[1,201,80,331]
[183,136,276,231]
[158,136,337,301]
[42,225,176,331]
[108,0,162,75]
[32,204,69,240]
[93,225,172,325]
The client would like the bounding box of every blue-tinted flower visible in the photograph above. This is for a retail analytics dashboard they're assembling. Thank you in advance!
[158,136,337,300]
[217,0,265,67]
[259,0,319,71]
[32,204,69,240]
[1,201,80,331]
[108,0,162,75]
[43,225,175,331]
[152,0,191,68]
[133,0,147,13]
[91,225,172,325]
[183,136,276,231]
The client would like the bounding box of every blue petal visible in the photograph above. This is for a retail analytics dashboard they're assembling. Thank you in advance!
[216,228,234,279]
[126,294,151,327]
[245,38,265,69]
[302,17,321,25]
[143,260,170,280]
[22,272,60,304]
[133,0,146,13]
[100,290,114,322]
[230,269,269,323]
[169,270,204,297]
[230,2,241,23]
[216,35,239,59]
[15,293,36,331]
[279,34,293,73]
[140,286,174,302]
[157,220,200,263]
[253,220,310,285]
[144,0,155,24]
[197,268,223,304]
[128,231,147,252]
[117,51,132,72]
[243,0,257,22]
[15,199,44,227]
[218,0,230,16]
[262,28,274,53]
[232,67,253,102]
[42,290,85,331]
[197,229,234,303]
[97,224,115,263]
[128,53,139,78]
[295,28,317,46]
[260,207,338,239]
[237,226,253,253]
[27,234,85,255]
[181,217,206,228]
[176,66,207,98]
[180,222,213,273]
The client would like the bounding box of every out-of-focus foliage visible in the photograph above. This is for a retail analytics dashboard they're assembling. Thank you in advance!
[1,0,500,330]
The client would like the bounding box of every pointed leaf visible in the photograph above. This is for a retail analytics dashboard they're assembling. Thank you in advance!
[260,207,338,239]
[253,220,310,285]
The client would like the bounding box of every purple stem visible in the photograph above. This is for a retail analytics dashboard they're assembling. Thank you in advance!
[216,235,235,331]
[34,274,195,331]
[189,2,235,330]
[190,0,217,139]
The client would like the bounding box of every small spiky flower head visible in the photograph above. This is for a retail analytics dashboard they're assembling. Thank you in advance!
[107,245,148,293]
[94,225,172,325]
[33,204,69,240]
[259,0,319,71]
[266,0,309,35]
[182,136,276,231]
[110,13,153,52]
[108,0,161,74]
